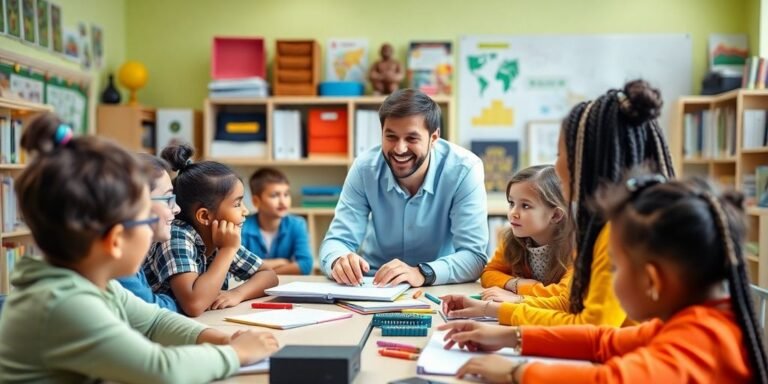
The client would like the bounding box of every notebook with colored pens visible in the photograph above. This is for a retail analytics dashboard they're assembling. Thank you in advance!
[224,308,352,329]
[337,299,431,314]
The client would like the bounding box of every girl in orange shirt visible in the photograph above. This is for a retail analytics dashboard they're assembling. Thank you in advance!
[438,174,768,384]
[480,165,573,303]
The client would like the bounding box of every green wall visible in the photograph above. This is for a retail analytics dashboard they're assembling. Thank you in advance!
[1,0,126,104]
[120,0,752,110]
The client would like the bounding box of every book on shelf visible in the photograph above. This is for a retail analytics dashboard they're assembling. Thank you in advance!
[1,176,21,232]
[272,110,303,160]
[0,117,24,165]
[757,165,768,207]
[354,109,381,156]
[742,109,768,150]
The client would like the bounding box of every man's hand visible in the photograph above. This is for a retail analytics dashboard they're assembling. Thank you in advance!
[373,258,425,287]
[330,253,370,285]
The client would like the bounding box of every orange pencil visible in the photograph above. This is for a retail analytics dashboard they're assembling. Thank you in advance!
[412,289,424,299]
[378,348,419,360]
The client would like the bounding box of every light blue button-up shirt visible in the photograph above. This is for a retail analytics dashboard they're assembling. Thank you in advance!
[319,139,489,285]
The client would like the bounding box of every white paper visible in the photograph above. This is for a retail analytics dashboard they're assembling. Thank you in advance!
[237,359,269,375]
[225,307,352,329]
[417,331,591,376]
[265,277,409,302]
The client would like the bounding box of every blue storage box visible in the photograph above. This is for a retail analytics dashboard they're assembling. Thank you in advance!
[319,81,364,96]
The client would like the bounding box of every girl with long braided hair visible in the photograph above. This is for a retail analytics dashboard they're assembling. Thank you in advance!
[438,173,766,384]
[442,79,674,326]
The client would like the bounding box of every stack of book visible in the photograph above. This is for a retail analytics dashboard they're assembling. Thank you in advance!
[301,185,342,208]
[208,77,268,99]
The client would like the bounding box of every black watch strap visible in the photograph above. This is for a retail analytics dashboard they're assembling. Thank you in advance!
[418,263,436,286]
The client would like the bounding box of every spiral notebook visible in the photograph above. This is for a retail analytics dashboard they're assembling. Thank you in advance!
[225,307,353,330]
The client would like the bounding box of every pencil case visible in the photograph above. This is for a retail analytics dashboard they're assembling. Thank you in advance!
[372,313,432,327]
[381,325,429,337]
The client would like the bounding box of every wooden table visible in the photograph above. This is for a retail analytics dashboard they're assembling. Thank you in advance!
[195,275,481,383]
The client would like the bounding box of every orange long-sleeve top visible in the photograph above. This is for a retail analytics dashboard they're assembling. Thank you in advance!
[480,240,573,297]
[498,224,630,327]
[520,299,751,383]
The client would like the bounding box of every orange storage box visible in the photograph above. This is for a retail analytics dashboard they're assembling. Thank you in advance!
[308,108,348,155]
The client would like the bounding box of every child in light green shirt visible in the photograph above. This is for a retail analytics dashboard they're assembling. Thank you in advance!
[0,113,278,383]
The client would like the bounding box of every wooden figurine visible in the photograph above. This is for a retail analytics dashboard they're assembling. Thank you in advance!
[369,43,404,95]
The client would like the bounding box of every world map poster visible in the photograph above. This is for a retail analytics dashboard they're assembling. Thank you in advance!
[458,35,693,166]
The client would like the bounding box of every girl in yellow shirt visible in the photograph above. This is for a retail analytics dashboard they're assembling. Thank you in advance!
[480,165,573,303]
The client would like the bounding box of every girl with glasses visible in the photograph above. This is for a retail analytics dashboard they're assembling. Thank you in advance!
[117,154,181,311]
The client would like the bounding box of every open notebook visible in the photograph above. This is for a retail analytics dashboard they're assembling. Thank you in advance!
[225,307,352,330]
[265,277,409,302]
[417,331,591,375]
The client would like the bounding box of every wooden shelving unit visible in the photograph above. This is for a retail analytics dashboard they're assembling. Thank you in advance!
[0,96,52,293]
[671,89,768,287]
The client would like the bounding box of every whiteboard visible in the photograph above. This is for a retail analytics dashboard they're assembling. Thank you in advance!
[457,34,692,151]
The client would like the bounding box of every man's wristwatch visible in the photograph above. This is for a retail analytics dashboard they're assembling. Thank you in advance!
[417,263,436,286]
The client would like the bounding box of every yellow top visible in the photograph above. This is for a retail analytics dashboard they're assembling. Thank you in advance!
[480,240,572,297]
[498,223,630,327]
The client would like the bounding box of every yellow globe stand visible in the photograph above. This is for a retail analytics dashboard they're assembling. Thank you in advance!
[118,60,148,106]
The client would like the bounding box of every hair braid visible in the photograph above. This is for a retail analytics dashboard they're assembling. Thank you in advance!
[702,193,768,383]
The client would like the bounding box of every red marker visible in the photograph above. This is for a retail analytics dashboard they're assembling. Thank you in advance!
[378,348,419,360]
[251,302,294,310]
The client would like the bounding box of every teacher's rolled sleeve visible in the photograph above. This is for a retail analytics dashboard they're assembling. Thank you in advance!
[319,140,489,284]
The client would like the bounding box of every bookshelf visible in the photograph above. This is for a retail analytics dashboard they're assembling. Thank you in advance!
[203,95,454,271]
[670,89,768,287]
[0,96,52,293]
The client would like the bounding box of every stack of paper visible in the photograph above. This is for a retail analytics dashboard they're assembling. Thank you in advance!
[417,331,590,376]
[225,307,352,330]
[265,277,409,302]
[337,299,430,314]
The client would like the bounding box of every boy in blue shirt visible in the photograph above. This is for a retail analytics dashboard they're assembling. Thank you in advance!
[242,168,313,275]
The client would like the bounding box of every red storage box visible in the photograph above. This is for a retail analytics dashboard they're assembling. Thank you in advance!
[212,37,265,79]
[308,137,348,154]
[308,108,348,155]
[308,108,348,137]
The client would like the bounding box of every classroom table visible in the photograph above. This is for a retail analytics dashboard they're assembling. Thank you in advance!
[196,275,482,383]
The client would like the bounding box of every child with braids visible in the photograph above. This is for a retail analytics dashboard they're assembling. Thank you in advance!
[480,165,574,303]
[438,173,767,384]
[144,144,278,316]
[442,79,675,326]
[0,113,279,383]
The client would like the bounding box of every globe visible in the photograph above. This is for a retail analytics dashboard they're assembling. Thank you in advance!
[118,60,148,105]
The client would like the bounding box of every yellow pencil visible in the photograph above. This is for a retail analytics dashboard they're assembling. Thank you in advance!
[401,309,436,314]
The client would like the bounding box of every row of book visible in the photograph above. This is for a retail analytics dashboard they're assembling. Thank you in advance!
[1,177,21,232]
[301,186,342,208]
[0,242,35,293]
[683,107,768,159]
[354,110,382,156]
[0,117,24,164]
[742,56,768,90]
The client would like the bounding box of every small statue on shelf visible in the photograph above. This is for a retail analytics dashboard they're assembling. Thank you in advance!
[369,43,404,95]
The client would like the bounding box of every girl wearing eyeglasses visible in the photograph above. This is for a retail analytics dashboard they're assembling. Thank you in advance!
[0,113,279,383]
[117,154,181,311]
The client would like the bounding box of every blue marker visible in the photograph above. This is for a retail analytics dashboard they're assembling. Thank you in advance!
[424,292,441,305]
